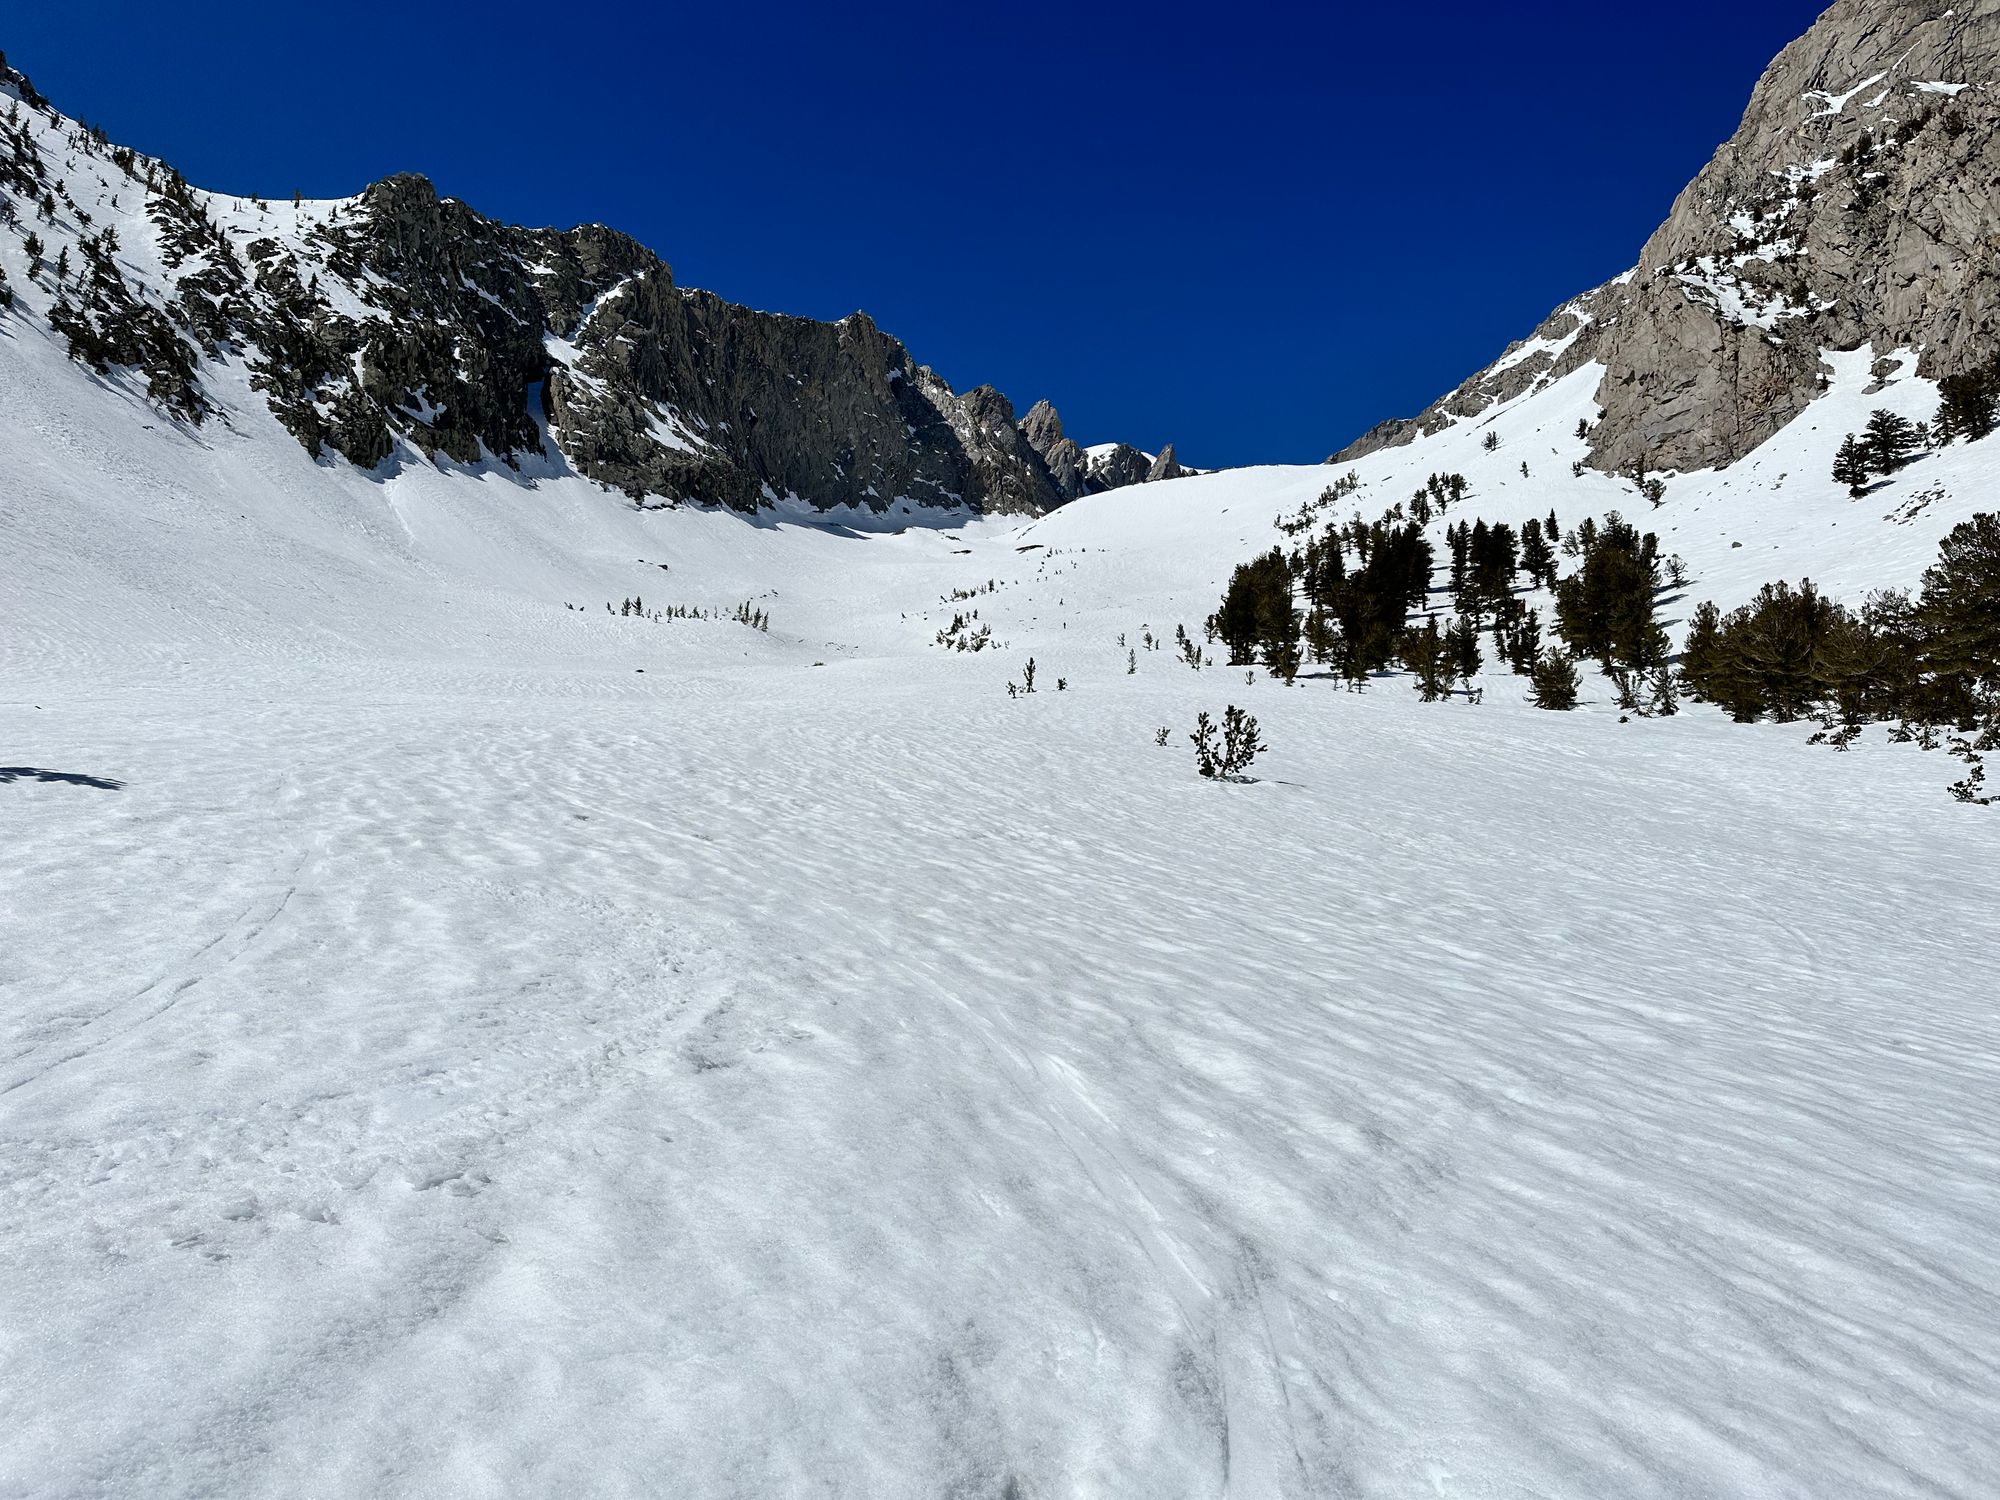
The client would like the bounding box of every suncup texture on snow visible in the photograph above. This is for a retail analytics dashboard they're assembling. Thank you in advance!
[5,4,2000,1498]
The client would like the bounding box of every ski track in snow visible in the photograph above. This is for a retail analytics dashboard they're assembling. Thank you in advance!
[3,120,2000,1494]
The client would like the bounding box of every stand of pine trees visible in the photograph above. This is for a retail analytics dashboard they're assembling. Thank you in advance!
[1205,548,1296,678]
[1208,516,1435,687]
[1551,511,1669,676]
[1680,512,2000,800]
[1830,393,1978,497]
[1681,514,2000,727]
[1932,368,2000,446]
[1209,496,1652,703]
[1200,476,1998,798]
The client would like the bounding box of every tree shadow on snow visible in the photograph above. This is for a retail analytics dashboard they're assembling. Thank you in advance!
[0,767,125,790]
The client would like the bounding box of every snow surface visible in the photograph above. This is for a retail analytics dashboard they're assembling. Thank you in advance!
[1804,73,1889,119]
[1084,441,1155,464]
[5,108,2000,1500]
[1675,255,1830,332]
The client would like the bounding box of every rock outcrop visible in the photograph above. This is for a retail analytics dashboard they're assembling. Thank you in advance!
[1018,398,1091,500]
[1018,398,1193,498]
[1336,0,2000,475]
[1084,443,1156,490]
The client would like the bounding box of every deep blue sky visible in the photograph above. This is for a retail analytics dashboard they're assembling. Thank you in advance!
[7,2,1827,466]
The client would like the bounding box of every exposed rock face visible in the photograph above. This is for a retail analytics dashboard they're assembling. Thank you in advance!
[1017,398,1193,498]
[285,174,657,471]
[1019,397,1066,453]
[1036,435,1091,500]
[1085,442,1156,491]
[547,279,1062,513]
[0,63,1100,516]
[1017,398,1089,502]
[1336,0,2000,475]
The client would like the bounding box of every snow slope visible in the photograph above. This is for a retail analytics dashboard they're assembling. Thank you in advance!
[6,162,2000,1498]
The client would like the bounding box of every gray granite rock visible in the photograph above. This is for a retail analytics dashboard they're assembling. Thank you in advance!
[0,73,1077,517]
[1335,0,2000,475]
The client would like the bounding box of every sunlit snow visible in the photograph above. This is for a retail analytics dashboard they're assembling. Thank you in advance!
[3,83,1999,1500]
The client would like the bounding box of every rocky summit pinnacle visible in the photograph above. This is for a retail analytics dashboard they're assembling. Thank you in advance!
[1336,0,2000,476]
[1017,398,1193,501]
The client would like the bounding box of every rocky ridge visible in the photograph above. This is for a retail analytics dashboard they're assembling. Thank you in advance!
[1017,398,1188,501]
[1337,0,2000,477]
[0,54,1189,516]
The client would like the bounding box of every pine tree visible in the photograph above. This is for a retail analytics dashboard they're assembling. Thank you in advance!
[1499,603,1543,673]
[1207,549,1292,667]
[1934,369,1999,444]
[1446,614,1483,685]
[1553,513,1660,669]
[1263,627,1301,684]
[1459,521,1490,614]
[1679,581,1852,722]
[1646,665,1680,717]
[1521,518,1556,588]
[1832,434,1872,497]
[1679,600,1725,703]
[1397,618,1453,701]
[1220,705,1265,776]
[1468,521,1518,611]
[1191,707,1266,779]
[1303,608,1339,665]
[1528,650,1581,709]
[1863,409,1920,473]
[1917,512,2000,702]
[1447,522,1470,599]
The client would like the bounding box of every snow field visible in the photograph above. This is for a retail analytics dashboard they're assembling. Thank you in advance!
[4,116,2000,1494]
[7,647,1998,1497]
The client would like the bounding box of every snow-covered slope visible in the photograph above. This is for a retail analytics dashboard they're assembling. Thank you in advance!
[8,193,2000,1499]
[8,28,2000,1500]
